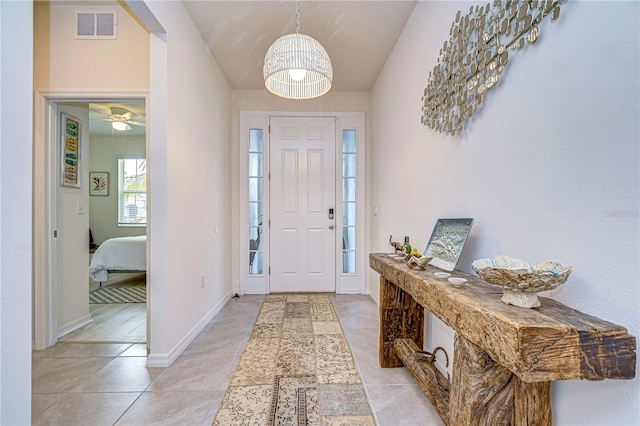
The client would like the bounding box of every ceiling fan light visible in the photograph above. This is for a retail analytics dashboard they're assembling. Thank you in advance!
[112,120,130,131]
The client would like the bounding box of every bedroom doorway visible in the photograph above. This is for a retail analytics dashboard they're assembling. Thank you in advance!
[33,95,150,349]
[72,101,147,343]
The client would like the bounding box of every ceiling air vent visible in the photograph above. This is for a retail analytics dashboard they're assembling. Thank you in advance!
[75,9,117,40]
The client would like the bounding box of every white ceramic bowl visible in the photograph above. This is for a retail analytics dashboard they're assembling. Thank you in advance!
[434,272,451,279]
[447,277,467,287]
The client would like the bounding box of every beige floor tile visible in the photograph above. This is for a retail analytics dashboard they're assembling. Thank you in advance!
[115,390,218,426]
[182,326,249,358]
[31,294,444,425]
[119,343,147,357]
[365,383,445,425]
[32,392,141,426]
[31,393,57,419]
[69,357,156,393]
[198,390,226,426]
[353,348,418,385]
[147,353,236,392]
[59,303,146,343]
[32,343,132,359]
[32,357,112,393]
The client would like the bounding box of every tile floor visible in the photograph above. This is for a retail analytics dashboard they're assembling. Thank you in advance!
[32,294,444,425]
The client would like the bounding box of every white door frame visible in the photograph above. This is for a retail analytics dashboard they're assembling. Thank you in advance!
[33,90,149,349]
[238,111,366,296]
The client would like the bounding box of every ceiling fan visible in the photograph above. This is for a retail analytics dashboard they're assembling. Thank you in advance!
[97,106,145,131]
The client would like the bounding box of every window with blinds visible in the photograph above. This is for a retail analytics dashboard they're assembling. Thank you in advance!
[118,158,147,226]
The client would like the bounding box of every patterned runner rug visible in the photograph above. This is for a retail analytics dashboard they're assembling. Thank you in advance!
[213,294,375,426]
[89,286,146,304]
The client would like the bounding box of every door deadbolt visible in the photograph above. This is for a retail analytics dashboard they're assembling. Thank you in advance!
[328,208,334,220]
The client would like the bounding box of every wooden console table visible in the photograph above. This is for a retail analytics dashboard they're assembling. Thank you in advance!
[370,253,636,425]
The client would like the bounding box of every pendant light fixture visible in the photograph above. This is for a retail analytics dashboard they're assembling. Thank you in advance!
[263,1,333,99]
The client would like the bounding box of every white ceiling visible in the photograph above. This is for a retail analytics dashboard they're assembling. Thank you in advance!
[182,0,417,91]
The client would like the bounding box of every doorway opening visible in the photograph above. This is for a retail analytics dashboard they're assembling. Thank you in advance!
[33,93,150,350]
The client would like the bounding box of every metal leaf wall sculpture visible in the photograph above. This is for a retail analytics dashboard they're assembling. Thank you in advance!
[421,0,567,136]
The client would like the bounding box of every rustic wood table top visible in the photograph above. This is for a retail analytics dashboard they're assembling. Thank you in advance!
[370,253,636,383]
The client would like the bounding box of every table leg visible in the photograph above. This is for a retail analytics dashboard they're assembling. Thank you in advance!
[379,276,424,368]
[449,333,552,426]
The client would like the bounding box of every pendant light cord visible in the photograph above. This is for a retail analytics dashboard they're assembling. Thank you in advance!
[295,0,300,34]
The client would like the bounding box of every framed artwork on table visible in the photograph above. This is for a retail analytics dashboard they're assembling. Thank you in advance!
[90,172,109,196]
[424,218,474,271]
[61,113,81,188]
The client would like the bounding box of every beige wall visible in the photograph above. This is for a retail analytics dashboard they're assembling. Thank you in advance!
[34,2,149,91]
[230,90,371,294]
[371,1,639,424]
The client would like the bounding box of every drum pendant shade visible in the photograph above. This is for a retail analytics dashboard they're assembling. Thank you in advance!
[263,4,333,99]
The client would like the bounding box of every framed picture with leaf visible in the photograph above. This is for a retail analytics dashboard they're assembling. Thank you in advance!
[90,172,109,196]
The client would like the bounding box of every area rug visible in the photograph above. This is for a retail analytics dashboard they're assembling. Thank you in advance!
[213,294,375,426]
[89,286,146,304]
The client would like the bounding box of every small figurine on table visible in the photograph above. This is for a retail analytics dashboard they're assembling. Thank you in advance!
[389,235,404,254]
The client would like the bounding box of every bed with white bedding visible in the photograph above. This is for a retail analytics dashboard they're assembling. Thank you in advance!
[89,235,146,282]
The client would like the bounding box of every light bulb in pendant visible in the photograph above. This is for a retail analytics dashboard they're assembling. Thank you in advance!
[289,68,307,81]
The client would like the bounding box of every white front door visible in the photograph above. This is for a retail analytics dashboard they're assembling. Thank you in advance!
[269,116,336,293]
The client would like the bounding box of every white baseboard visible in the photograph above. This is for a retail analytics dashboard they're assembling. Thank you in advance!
[147,290,232,367]
[57,314,93,339]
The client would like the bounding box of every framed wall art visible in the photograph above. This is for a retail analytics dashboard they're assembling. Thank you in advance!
[60,112,81,188]
[90,172,109,196]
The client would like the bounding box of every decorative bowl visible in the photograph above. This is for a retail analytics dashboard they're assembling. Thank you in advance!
[447,277,467,287]
[472,255,572,308]
[406,255,433,270]
[434,272,451,279]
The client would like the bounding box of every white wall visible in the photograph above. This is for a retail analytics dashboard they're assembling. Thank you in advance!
[143,1,232,363]
[370,1,639,424]
[230,90,371,294]
[56,105,91,336]
[0,1,33,423]
[88,133,146,243]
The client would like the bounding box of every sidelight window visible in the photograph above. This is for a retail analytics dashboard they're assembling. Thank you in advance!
[341,130,357,274]
[248,129,264,275]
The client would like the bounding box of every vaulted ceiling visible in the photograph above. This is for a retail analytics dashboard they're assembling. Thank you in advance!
[182,1,417,92]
